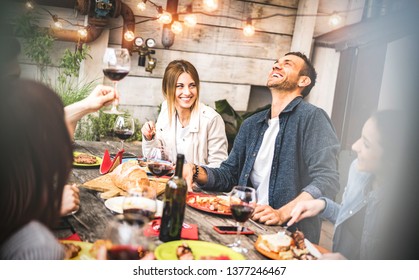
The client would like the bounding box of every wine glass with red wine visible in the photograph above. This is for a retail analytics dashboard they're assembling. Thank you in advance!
[113,115,135,151]
[104,214,153,260]
[146,145,174,178]
[102,48,130,114]
[228,186,257,254]
[122,180,158,222]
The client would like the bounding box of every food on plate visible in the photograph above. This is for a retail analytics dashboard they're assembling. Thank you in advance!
[176,242,194,260]
[187,194,230,214]
[90,239,155,260]
[61,241,82,259]
[111,161,150,191]
[175,243,231,260]
[74,153,98,164]
[256,230,316,260]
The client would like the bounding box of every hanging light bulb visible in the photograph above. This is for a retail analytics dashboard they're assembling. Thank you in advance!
[25,1,34,9]
[78,27,88,39]
[328,13,342,27]
[203,0,218,12]
[158,11,172,24]
[243,18,255,37]
[171,21,183,34]
[124,30,135,41]
[184,14,197,27]
[137,0,147,12]
[52,15,63,29]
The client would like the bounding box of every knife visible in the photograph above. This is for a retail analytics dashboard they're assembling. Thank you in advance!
[71,213,91,231]
[304,238,322,258]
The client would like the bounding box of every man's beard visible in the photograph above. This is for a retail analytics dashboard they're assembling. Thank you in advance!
[267,78,298,91]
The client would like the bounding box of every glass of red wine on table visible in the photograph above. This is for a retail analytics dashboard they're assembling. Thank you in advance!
[122,179,158,222]
[146,146,174,178]
[102,47,130,115]
[104,213,154,260]
[113,115,135,152]
[228,186,257,254]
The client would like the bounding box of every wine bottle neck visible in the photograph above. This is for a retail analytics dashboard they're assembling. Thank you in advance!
[174,154,185,177]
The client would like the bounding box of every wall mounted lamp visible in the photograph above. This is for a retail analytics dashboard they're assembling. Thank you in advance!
[133,37,157,73]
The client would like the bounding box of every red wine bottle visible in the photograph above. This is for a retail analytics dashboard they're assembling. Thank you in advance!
[159,154,187,242]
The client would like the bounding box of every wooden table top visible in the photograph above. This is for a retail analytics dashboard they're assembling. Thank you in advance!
[56,140,285,260]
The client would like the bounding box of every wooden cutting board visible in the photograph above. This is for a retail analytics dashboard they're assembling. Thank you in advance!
[81,173,167,199]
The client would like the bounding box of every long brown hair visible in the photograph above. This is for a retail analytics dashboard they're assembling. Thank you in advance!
[0,79,73,244]
[161,60,200,125]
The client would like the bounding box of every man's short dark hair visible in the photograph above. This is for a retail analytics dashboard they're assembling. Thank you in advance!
[285,51,317,98]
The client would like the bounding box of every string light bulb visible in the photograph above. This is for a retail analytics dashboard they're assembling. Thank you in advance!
[328,13,342,27]
[124,30,135,41]
[203,0,218,12]
[171,21,183,34]
[184,14,197,27]
[137,0,147,12]
[158,10,172,24]
[78,27,88,38]
[52,15,63,29]
[25,1,34,10]
[243,18,255,37]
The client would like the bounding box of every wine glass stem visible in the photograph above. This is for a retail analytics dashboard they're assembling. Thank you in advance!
[235,222,243,247]
[120,140,124,151]
[112,81,118,109]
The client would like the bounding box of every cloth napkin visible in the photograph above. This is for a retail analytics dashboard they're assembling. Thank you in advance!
[60,233,82,241]
[144,219,198,240]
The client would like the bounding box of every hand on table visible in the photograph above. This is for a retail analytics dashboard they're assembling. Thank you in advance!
[252,204,287,226]
[183,163,195,192]
[60,183,80,216]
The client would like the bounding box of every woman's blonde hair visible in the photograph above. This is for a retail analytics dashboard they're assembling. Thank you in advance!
[162,60,200,124]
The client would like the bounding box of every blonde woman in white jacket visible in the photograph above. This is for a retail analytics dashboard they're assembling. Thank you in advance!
[141,60,228,168]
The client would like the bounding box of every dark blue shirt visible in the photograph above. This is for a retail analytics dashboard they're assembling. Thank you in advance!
[202,97,340,242]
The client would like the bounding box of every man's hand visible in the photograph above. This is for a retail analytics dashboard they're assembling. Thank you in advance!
[287,199,326,227]
[84,84,118,111]
[252,204,287,225]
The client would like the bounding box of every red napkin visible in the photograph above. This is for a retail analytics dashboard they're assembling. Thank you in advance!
[60,233,82,241]
[144,219,198,240]
[100,149,124,174]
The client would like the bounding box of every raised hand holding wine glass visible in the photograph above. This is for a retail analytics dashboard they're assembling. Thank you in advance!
[228,186,257,254]
[102,47,130,114]
[113,115,135,151]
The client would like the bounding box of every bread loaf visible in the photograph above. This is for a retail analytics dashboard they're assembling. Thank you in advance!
[111,161,150,191]
[260,234,293,253]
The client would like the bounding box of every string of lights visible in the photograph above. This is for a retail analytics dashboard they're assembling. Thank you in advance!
[23,0,362,41]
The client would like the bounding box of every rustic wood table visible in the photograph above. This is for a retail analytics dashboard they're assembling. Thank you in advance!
[56,140,285,260]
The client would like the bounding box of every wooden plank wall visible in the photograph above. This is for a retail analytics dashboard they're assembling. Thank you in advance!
[109,0,297,120]
[13,1,299,122]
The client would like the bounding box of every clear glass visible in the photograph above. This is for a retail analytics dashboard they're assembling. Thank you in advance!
[102,48,131,114]
[146,145,174,178]
[113,115,135,151]
[104,214,154,260]
[122,180,158,222]
[228,186,257,254]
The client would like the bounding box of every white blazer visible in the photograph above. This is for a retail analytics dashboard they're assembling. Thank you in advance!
[142,101,228,167]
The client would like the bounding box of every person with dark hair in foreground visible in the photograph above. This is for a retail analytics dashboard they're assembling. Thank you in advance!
[0,79,73,259]
[183,52,340,243]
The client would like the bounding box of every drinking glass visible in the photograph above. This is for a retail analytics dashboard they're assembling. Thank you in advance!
[102,48,130,114]
[113,115,135,151]
[228,186,257,254]
[146,145,174,178]
[122,180,158,222]
[104,214,154,260]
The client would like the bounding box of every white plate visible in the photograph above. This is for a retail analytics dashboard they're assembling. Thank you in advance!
[304,238,322,259]
[104,196,163,217]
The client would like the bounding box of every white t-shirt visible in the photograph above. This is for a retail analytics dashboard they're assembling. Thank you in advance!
[175,117,190,156]
[250,117,280,205]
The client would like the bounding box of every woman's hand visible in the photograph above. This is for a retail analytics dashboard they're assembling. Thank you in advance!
[60,184,80,216]
[287,199,326,227]
[141,121,156,141]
